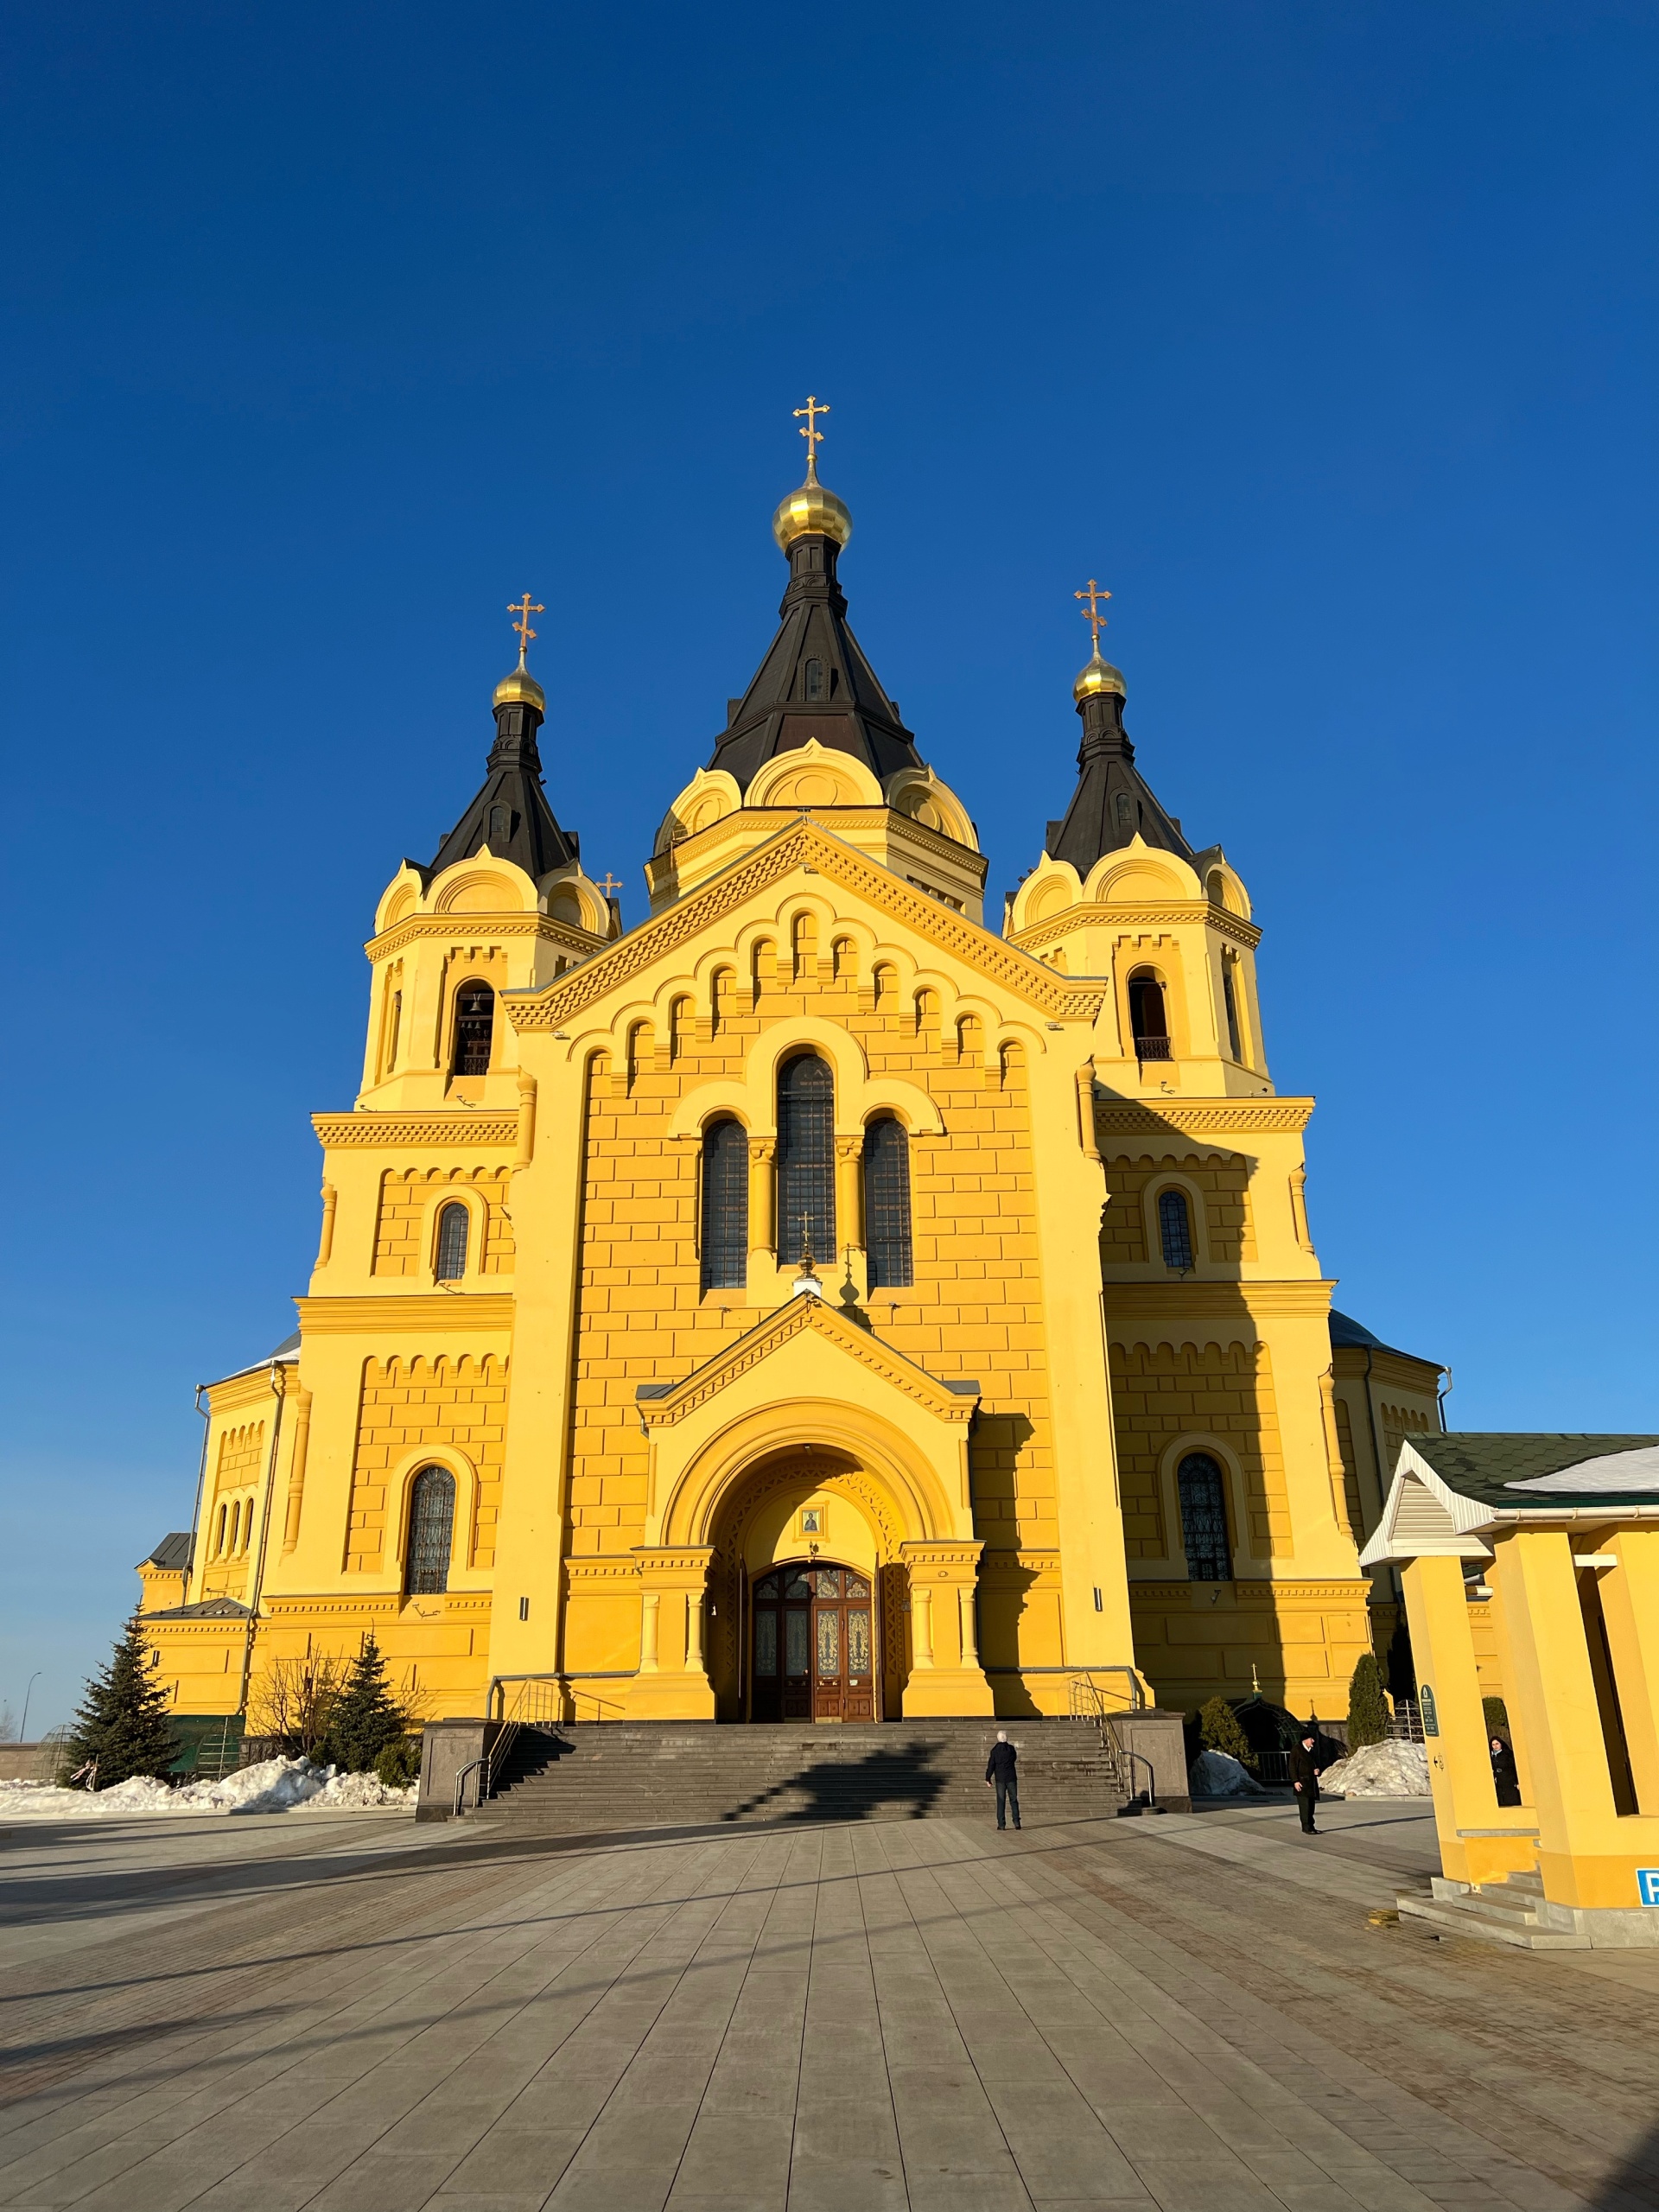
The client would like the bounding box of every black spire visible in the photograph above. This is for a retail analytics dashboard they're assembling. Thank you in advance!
[705,532,924,790]
[1043,670,1193,874]
[429,683,580,879]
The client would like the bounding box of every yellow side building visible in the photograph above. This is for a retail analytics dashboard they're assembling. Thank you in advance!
[137,427,1445,1742]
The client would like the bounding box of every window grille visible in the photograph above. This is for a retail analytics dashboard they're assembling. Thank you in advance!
[435,1202,469,1281]
[700,1119,749,1290]
[452,983,494,1076]
[862,1116,913,1288]
[777,1053,835,1264]
[1158,1187,1194,1270]
[804,657,823,700]
[406,1467,456,1594]
[1178,1452,1231,1581]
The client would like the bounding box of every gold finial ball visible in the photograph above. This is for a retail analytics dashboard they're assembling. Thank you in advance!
[1073,648,1127,703]
[493,664,546,712]
[772,476,854,552]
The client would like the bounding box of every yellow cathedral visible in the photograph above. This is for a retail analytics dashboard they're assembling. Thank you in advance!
[138,406,1445,1753]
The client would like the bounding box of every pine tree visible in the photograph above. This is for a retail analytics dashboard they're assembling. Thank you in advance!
[1346,1652,1388,1747]
[324,1634,408,1772]
[66,1616,180,1789]
[1198,1695,1257,1773]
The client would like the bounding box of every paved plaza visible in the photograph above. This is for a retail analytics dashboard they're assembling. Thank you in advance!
[2,1796,1657,2212]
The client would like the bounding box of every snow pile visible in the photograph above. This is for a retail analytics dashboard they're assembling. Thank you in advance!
[0,1757,416,1819]
[1189,1749,1268,1796]
[1319,1739,1431,1798]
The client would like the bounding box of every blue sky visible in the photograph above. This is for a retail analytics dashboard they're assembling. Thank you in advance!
[3,3,1655,1734]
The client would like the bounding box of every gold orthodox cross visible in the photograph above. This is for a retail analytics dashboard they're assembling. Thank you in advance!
[1075,579,1112,652]
[793,395,830,477]
[508,594,544,665]
[597,872,622,898]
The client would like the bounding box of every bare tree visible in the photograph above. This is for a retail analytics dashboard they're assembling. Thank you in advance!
[0,1701,16,1744]
[250,1656,347,1761]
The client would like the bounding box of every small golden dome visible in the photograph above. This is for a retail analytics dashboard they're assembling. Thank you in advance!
[1073,649,1127,703]
[493,664,546,712]
[772,473,853,551]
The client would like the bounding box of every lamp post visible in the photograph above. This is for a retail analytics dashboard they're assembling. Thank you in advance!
[18,1672,41,1744]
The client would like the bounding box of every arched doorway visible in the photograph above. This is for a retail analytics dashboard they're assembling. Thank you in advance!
[749,1560,877,1722]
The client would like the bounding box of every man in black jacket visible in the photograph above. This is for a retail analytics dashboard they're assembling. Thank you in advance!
[985,1731,1020,1830]
[1287,1728,1321,1834]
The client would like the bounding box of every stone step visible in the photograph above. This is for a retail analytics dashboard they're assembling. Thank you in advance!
[1395,1893,1588,1952]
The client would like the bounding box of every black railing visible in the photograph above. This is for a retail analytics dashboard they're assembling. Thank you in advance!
[1134,1035,1173,1061]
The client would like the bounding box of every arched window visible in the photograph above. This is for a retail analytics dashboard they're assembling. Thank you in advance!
[862,1116,913,1289]
[405,1467,456,1594]
[487,802,512,848]
[1178,1452,1232,1581]
[1158,1187,1194,1270]
[1115,791,1135,830]
[241,1500,255,1554]
[214,1502,228,1556]
[700,1119,749,1291]
[435,1202,470,1281]
[804,657,824,701]
[1221,957,1244,1063]
[452,982,494,1076]
[1128,970,1170,1059]
[777,1052,835,1264]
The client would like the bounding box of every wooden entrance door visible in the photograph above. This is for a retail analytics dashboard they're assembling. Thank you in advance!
[750,1563,876,1721]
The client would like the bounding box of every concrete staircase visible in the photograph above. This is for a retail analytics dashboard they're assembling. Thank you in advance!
[470,1719,1133,1837]
[1396,1869,1588,1951]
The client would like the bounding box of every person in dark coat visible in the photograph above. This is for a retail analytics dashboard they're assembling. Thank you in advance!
[1287,1728,1321,1834]
[1490,1733,1522,1807]
[985,1731,1020,1830]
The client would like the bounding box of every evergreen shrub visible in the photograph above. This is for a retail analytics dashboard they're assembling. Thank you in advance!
[373,1736,422,1789]
[66,1616,180,1789]
[322,1635,409,1772]
[1198,1695,1257,1772]
[1346,1653,1389,1747]
[1482,1696,1510,1741]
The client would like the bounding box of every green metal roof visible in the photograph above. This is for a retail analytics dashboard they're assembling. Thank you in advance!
[1409,1433,1659,1512]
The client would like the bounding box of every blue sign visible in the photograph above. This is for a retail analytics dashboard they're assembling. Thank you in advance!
[1638,1869,1659,1907]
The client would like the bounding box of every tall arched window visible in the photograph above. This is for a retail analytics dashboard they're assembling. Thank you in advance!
[1221,957,1244,1063]
[700,1119,749,1291]
[435,1202,470,1281]
[452,982,494,1076]
[804,657,824,700]
[1158,1187,1194,1270]
[1128,971,1170,1059]
[862,1117,913,1288]
[777,1052,835,1265]
[1178,1452,1231,1581]
[405,1467,456,1594]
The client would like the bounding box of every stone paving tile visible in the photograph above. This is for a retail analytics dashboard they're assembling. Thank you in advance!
[3,1802,1657,2209]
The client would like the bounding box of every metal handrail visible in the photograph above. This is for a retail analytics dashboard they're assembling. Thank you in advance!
[1064,1665,1145,1713]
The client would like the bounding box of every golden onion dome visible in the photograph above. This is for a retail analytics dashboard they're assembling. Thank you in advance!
[493,663,546,712]
[1073,648,1127,703]
[772,471,853,551]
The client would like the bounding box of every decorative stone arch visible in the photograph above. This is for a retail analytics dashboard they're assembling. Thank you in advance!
[656,766,743,852]
[664,1020,942,1142]
[1141,1168,1211,1274]
[1084,841,1202,904]
[746,740,884,810]
[429,857,538,915]
[1010,860,1084,931]
[388,1446,481,1587]
[1158,1433,1254,1574]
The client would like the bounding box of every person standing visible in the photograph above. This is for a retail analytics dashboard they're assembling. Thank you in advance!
[1490,1733,1522,1807]
[985,1731,1020,1830]
[1287,1727,1321,1834]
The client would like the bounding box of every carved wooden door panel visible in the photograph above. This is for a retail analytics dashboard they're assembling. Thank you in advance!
[750,1563,878,1720]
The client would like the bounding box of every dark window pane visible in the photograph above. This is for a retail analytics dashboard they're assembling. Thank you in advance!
[1158,1188,1193,1270]
[435,1202,469,1281]
[453,984,494,1076]
[1222,962,1243,1061]
[804,657,823,700]
[406,1466,456,1594]
[755,1611,778,1675]
[785,1610,810,1675]
[1128,974,1168,1050]
[778,1053,835,1264]
[700,1119,749,1290]
[1178,1453,1230,1581]
[862,1116,913,1287]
